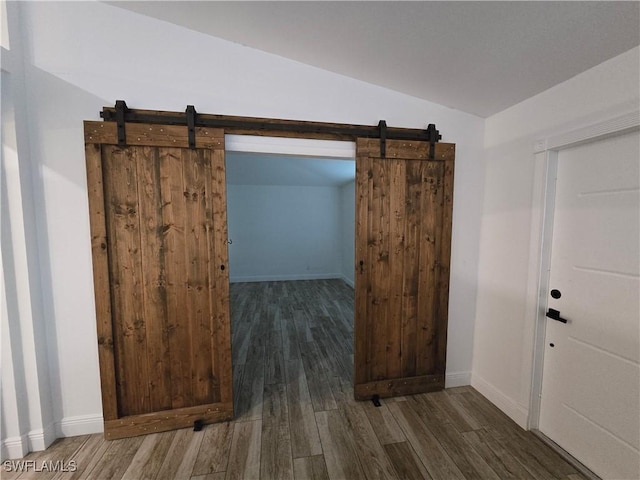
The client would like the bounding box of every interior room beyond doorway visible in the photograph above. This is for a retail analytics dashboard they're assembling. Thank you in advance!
[224,135,356,423]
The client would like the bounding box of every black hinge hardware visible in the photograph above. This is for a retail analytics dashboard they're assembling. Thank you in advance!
[378,120,387,158]
[114,100,129,148]
[186,105,197,149]
[426,123,441,160]
[371,394,382,407]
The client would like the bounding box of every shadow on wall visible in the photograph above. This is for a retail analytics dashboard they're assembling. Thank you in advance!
[20,63,111,423]
[1,145,32,444]
[25,63,109,187]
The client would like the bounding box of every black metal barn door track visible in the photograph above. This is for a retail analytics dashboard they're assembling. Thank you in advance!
[102,100,442,158]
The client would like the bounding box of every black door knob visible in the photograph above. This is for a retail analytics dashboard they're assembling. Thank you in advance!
[550,289,561,299]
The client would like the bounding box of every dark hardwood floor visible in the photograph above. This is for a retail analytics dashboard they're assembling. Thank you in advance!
[3,280,588,479]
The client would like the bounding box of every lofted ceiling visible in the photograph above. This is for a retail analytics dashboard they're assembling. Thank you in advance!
[109,1,640,118]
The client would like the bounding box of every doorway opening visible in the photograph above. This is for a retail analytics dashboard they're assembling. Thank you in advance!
[224,135,356,431]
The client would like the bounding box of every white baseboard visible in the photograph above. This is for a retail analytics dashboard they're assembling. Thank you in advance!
[1,416,103,460]
[445,371,471,388]
[55,414,103,438]
[230,273,343,283]
[27,423,56,452]
[471,372,529,429]
[340,275,355,288]
[1,434,29,460]
[1,424,57,460]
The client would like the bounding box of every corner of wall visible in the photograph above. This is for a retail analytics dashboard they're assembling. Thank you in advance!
[54,415,104,438]
[471,372,529,429]
[473,45,640,433]
[1,435,29,461]
[27,424,57,453]
[340,274,355,288]
[445,371,472,388]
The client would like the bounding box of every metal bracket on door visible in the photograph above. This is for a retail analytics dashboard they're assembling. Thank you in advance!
[378,120,387,158]
[426,124,442,160]
[114,100,129,148]
[186,105,197,149]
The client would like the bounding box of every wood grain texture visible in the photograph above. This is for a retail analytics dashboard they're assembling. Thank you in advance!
[338,402,397,479]
[182,149,214,406]
[104,403,233,440]
[299,339,337,412]
[159,147,191,410]
[284,360,322,458]
[85,143,118,421]
[383,441,431,480]
[354,138,455,400]
[86,121,233,439]
[387,159,406,380]
[369,158,391,382]
[388,401,465,480]
[155,429,204,480]
[400,161,422,378]
[135,146,171,413]
[74,438,112,479]
[354,374,444,400]
[82,436,144,480]
[260,383,294,480]
[103,145,150,417]
[462,429,537,480]
[51,434,105,480]
[191,474,226,480]
[225,420,261,480]
[192,422,234,475]
[362,402,406,445]
[18,436,88,480]
[356,138,455,161]
[293,456,330,480]
[354,155,370,386]
[206,146,233,406]
[315,410,366,480]
[436,157,455,374]
[120,431,175,480]
[23,281,585,479]
[415,161,441,376]
[84,121,224,149]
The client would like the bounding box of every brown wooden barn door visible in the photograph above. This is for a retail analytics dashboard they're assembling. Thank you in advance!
[85,122,233,439]
[354,138,455,400]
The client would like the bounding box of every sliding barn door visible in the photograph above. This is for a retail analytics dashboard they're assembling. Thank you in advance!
[84,122,233,439]
[354,138,455,400]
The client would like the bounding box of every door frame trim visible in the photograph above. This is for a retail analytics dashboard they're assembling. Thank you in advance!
[527,109,640,430]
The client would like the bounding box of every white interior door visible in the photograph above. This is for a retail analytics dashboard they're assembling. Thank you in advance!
[540,130,640,479]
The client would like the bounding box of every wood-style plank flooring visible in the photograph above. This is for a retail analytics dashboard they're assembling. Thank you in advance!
[4,280,588,479]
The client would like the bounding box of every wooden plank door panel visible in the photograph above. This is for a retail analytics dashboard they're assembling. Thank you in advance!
[354,139,455,400]
[85,122,233,439]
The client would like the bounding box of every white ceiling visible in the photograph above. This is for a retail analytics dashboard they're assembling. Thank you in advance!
[226,152,356,187]
[109,1,639,118]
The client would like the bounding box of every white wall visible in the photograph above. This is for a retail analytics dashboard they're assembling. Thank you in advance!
[1,3,56,458]
[227,185,341,282]
[339,181,356,287]
[3,0,484,452]
[472,46,640,427]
